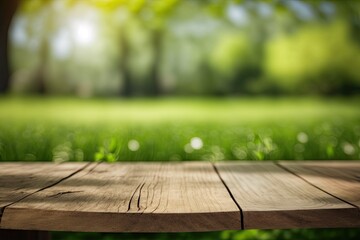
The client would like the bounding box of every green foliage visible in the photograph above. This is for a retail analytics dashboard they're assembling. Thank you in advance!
[51,227,360,240]
[19,0,51,12]
[265,20,360,94]
[211,34,253,78]
[209,33,258,93]
[251,134,277,160]
[87,0,126,11]
[87,0,179,16]
[95,138,118,162]
[12,0,360,96]
[52,226,360,240]
[220,229,360,240]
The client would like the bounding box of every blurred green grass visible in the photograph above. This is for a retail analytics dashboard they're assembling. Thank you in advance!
[0,96,359,240]
[0,97,359,162]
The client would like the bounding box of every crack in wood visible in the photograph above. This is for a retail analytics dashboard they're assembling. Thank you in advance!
[47,191,84,198]
[0,162,92,226]
[137,182,146,211]
[82,162,102,177]
[150,182,162,214]
[2,161,359,231]
[211,162,244,230]
[127,182,142,212]
[150,182,159,207]
[139,181,155,215]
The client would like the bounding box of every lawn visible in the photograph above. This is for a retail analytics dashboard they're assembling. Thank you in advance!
[0,97,359,162]
[0,96,359,240]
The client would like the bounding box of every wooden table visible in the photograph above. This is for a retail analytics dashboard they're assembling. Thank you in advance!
[0,161,359,236]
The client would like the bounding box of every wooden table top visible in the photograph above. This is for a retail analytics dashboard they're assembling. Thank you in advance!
[0,161,359,232]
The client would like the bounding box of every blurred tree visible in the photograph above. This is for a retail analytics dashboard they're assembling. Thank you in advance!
[265,20,360,95]
[206,0,269,95]
[210,33,257,94]
[7,0,360,96]
[27,0,54,94]
[12,0,56,94]
[119,16,133,97]
[315,0,360,41]
[0,0,20,93]
[135,0,179,96]
[65,0,125,96]
[89,0,176,96]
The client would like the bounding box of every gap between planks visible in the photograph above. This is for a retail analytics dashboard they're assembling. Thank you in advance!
[275,161,360,213]
[211,162,244,230]
[1,161,241,232]
[215,161,360,230]
[0,162,93,224]
[1,161,358,231]
[214,161,360,229]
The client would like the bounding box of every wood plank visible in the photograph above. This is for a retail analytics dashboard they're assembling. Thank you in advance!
[215,161,360,229]
[278,161,360,208]
[0,162,89,212]
[1,162,240,232]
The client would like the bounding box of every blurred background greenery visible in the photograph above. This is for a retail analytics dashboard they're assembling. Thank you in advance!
[4,0,360,96]
[0,0,360,240]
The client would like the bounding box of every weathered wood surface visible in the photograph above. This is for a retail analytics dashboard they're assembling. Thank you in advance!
[1,162,240,232]
[0,162,88,213]
[215,161,360,229]
[279,161,360,208]
[0,161,359,232]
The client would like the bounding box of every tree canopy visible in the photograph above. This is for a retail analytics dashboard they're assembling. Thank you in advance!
[5,0,360,96]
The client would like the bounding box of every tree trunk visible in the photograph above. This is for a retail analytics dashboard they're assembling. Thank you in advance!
[149,28,163,96]
[34,36,49,94]
[0,0,19,93]
[119,28,132,97]
[33,4,55,95]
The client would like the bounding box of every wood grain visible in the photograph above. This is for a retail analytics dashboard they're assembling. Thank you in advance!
[215,161,360,229]
[279,161,360,208]
[0,162,88,213]
[1,162,240,232]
